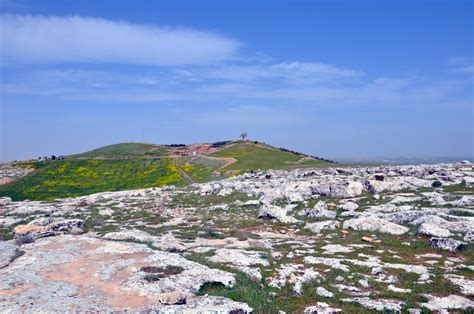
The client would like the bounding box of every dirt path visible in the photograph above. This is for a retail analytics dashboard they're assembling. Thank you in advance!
[187,155,237,169]
[173,158,195,184]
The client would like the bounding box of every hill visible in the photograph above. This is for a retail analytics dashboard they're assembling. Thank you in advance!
[0,140,334,201]
[71,142,169,159]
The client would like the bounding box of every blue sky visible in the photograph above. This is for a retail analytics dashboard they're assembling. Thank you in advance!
[1,0,473,161]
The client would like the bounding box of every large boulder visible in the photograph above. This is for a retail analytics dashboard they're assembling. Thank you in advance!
[13,219,85,241]
[343,216,409,235]
[301,201,336,219]
[418,223,451,238]
[428,237,467,251]
[464,230,474,242]
[330,182,364,198]
[199,183,222,195]
[364,180,391,194]
[0,197,12,207]
[305,220,340,233]
[258,203,298,223]
[337,201,359,211]
[13,224,53,240]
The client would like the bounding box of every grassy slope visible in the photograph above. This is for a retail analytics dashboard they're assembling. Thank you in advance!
[71,143,168,159]
[0,159,185,201]
[210,142,330,171]
[176,156,226,182]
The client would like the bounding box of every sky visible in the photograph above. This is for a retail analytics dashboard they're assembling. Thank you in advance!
[0,0,473,161]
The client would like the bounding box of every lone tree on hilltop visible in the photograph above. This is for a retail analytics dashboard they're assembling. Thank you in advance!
[240,132,248,140]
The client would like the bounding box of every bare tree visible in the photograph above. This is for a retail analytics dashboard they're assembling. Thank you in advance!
[239,132,248,140]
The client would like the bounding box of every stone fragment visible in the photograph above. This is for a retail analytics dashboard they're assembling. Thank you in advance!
[361,236,381,244]
[316,287,334,298]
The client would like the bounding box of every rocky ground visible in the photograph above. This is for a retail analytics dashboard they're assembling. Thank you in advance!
[0,162,33,185]
[0,161,473,313]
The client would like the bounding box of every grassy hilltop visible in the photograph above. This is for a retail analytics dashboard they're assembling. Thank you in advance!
[0,140,333,201]
[71,142,170,159]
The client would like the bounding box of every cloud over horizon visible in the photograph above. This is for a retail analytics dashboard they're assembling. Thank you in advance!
[0,14,240,65]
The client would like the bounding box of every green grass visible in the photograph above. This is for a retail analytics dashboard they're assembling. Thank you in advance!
[210,142,330,171]
[175,157,225,182]
[0,158,185,201]
[70,142,167,159]
[449,209,474,217]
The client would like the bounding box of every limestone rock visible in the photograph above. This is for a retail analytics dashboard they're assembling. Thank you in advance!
[158,291,186,305]
[208,248,269,267]
[444,274,474,295]
[316,287,334,298]
[13,224,52,240]
[342,297,404,311]
[464,230,474,242]
[0,235,243,312]
[0,241,20,269]
[103,229,187,252]
[304,302,341,313]
[418,223,451,238]
[0,197,12,207]
[258,203,297,223]
[420,295,474,311]
[343,216,409,235]
[428,237,467,251]
[302,201,336,219]
[337,201,359,211]
[13,219,85,241]
[305,220,340,233]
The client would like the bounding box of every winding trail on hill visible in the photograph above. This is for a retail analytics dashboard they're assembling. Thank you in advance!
[174,158,195,184]
[188,155,238,169]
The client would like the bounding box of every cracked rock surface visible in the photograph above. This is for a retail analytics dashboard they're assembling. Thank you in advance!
[0,161,473,312]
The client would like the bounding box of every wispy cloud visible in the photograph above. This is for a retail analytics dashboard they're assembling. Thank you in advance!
[452,65,474,73]
[180,61,364,84]
[448,57,474,74]
[2,63,470,111]
[0,14,240,65]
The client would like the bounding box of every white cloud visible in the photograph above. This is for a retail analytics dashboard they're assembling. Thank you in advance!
[448,57,474,74]
[193,61,363,83]
[0,14,240,65]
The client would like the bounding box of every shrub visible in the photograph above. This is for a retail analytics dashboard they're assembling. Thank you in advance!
[141,265,184,282]
[143,273,165,282]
